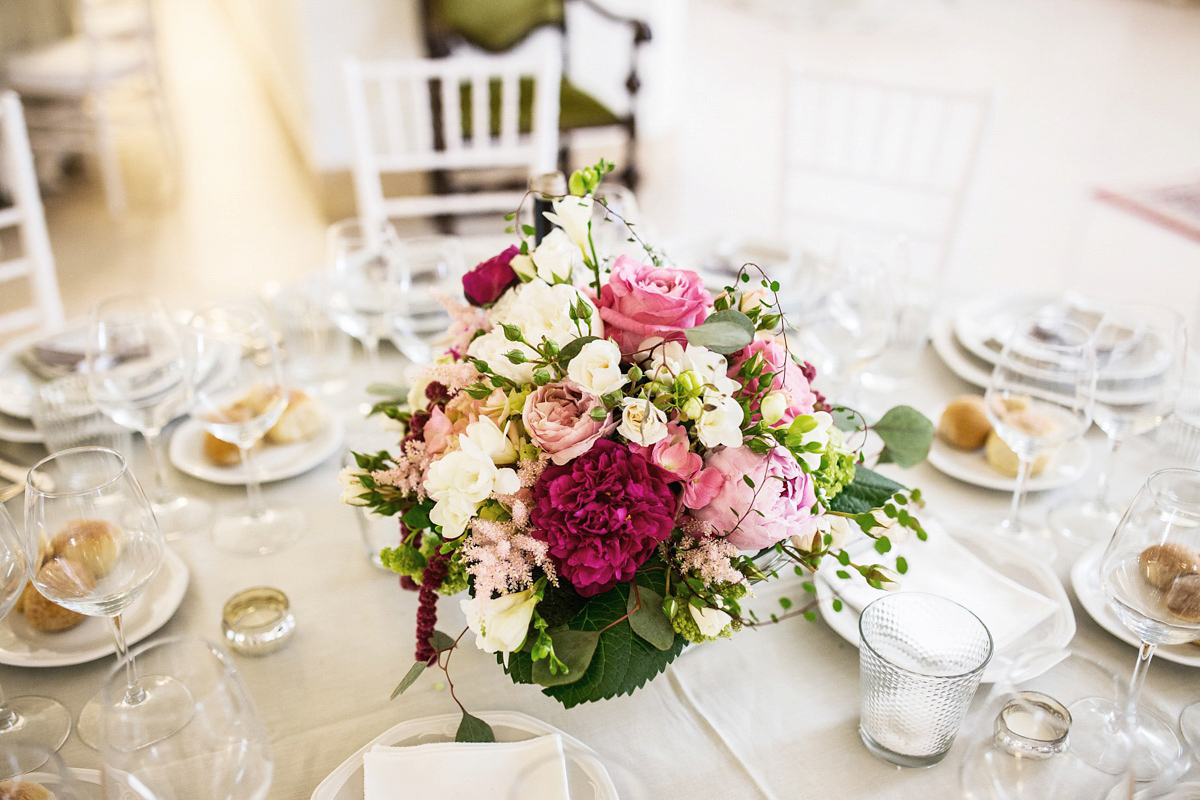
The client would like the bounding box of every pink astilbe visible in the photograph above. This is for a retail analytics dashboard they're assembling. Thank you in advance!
[516,455,550,489]
[461,517,557,598]
[433,290,491,358]
[675,531,747,587]
[409,360,480,399]
[370,439,431,501]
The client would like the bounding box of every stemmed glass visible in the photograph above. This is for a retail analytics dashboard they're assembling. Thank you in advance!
[1070,467,1200,776]
[99,636,274,800]
[1049,306,1186,545]
[87,294,212,538]
[0,504,71,768]
[390,236,463,365]
[0,743,96,798]
[983,316,1096,560]
[325,217,404,368]
[24,446,189,749]
[1183,700,1200,756]
[188,302,304,555]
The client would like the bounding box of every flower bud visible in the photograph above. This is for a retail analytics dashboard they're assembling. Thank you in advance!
[761,391,789,426]
[682,396,704,421]
[676,370,704,398]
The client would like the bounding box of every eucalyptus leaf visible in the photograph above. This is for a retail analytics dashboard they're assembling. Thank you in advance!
[390,661,425,699]
[873,406,934,468]
[365,382,407,397]
[625,585,675,651]
[684,310,755,355]
[455,711,496,743]
[428,630,456,653]
[532,629,600,687]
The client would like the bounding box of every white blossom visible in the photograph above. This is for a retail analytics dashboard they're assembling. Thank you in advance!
[530,228,581,284]
[543,195,593,250]
[696,390,745,449]
[461,588,539,653]
[567,338,627,396]
[618,397,669,446]
[690,604,732,637]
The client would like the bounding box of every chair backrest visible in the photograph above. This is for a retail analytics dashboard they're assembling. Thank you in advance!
[0,92,64,340]
[782,69,992,280]
[424,0,564,56]
[344,45,562,224]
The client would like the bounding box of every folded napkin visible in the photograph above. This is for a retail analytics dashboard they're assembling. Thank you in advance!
[829,527,1059,652]
[363,733,570,800]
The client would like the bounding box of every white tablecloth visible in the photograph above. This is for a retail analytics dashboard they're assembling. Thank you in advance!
[1,344,1196,799]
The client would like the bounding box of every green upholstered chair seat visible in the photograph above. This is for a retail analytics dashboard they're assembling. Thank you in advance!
[459,77,622,140]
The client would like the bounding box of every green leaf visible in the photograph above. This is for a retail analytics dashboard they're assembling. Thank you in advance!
[428,630,455,653]
[683,310,756,355]
[366,382,407,397]
[455,711,495,743]
[779,596,793,610]
[873,406,934,469]
[390,661,426,699]
[832,598,844,612]
[828,467,907,515]
[625,585,675,651]
[531,629,600,686]
[896,556,909,575]
[831,406,862,432]
[556,335,599,364]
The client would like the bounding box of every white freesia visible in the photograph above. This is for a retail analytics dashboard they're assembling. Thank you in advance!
[567,338,627,396]
[337,466,368,506]
[690,604,732,638]
[510,252,536,281]
[424,439,520,538]
[463,417,518,465]
[682,344,741,396]
[618,397,669,446]
[428,497,475,539]
[761,391,789,427]
[791,514,850,552]
[543,195,593,249]
[530,228,581,284]
[794,411,834,470]
[696,390,745,449]
[640,336,687,381]
[461,588,539,653]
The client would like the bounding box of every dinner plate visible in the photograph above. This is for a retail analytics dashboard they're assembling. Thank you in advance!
[1070,544,1200,669]
[926,428,1091,492]
[0,411,41,443]
[815,522,1076,683]
[0,323,85,419]
[310,710,618,800]
[0,548,189,668]
[930,313,993,389]
[168,413,345,485]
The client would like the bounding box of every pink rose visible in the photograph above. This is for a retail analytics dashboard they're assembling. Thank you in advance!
[692,445,818,551]
[423,407,455,456]
[635,423,723,510]
[597,256,713,354]
[728,337,818,425]
[462,246,519,306]
[522,383,615,466]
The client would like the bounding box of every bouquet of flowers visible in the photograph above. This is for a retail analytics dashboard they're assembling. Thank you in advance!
[340,161,933,739]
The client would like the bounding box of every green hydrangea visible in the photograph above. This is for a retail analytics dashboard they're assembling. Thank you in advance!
[379,538,468,595]
[814,446,856,500]
[669,598,742,644]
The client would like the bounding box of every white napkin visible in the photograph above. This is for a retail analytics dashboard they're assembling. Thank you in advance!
[829,526,1059,652]
[363,733,570,800]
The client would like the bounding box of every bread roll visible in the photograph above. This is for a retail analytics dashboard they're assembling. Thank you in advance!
[1166,573,1200,623]
[22,588,85,633]
[0,780,55,800]
[203,433,244,467]
[1140,543,1200,591]
[51,519,120,577]
[938,396,991,449]
[36,558,95,600]
[984,431,1052,477]
[266,390,325,444]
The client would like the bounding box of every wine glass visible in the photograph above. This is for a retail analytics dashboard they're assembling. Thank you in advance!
[0,743,97,798]
[23,446,189,749]
[1070,467,1200,776]
[188,302,304,555]
[87,294,213,539]
[1183,700,1200,757]
[0,504,71,768]
[99,636,274,800]
[982,316,1096,560]
[390,236,463,365]
[325,217,404,367]
[1049,306,1186,545]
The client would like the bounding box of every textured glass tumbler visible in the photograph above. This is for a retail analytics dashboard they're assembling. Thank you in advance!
[859,593,994,767]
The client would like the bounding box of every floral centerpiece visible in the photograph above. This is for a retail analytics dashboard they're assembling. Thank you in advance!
[340,161,933,740]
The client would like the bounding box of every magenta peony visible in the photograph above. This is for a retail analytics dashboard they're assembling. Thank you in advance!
[728,337,818,425]
[462,246,520,306]
[531,440,676,597]
[597,255,713,354]
[692,445,818,551]
[522,383,614,466]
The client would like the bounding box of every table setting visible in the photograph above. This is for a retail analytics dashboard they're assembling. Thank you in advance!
[0,161,1199,799]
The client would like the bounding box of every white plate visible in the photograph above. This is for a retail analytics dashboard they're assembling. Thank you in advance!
[1070,544,1200,669]
[926,427,1091,493]
[310,711,618,800]
[0,411,41,443]
[168,414,345,486]
[815,524,1076,683]
[931,313,993,390]
[0,323,86,419]
[21,768,103,798]
[0,549,189,668]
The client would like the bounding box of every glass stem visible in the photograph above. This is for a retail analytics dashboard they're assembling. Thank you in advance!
[0,681,18,731]
[239,442,265,518]
[1007,456,1035,529]
[109,614,145,706]
[1094,435,1123,510]
[1127,641,1157,721]
[142,428,173,506]
[362,334,380,367]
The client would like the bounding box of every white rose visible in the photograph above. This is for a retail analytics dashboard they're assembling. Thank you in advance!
[337,466,368,506]
[543,195,593,249]
[739,288,771,314]
[466,329,536,385]
[761,391,790,427]
[530,229,581,284]
[640,336,687,381]
[567,338,627,397]
[429,497,474,539]
[690,604,732,638]
[425,439,517,507]
[873,566,902,592]
[697,390,745,449]
[618,397,669,446]
[461,588,539,653]
[490,280,601,347]
[510,252,536,281]
[791,514,849,552]
[463,417,518,465]
[869,508,909,545]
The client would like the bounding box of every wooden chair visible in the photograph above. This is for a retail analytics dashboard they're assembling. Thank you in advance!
[421,0,650,189]
[0,92,64,340]
[344,46,561,226]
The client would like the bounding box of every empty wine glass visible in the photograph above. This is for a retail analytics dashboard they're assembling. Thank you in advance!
[1049,306,1186,545]
[983,316,1096,560]
[0,743,97,798]
[24,446,188,750]
[0,504,71,767]
[390,236,463,364]
[87,294,213,538]
[1070,468,1200,776]
[188,302,304,555]
[325,217,404,367]
[1182,700,1200,756]
[99,636,274,800]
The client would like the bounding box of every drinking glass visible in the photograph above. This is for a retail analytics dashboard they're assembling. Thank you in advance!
[188,302,304,555]
[268,279,352,397]
[1070,468,1200,776]
[390,236,463,364]
[31,374,130,455]
[1183,700,1200,755]
[24,446,188,749]
[0,504,71,766]
[325,217,404,367]
[99,636,273,800]
[1049,306,1186,545]
[87,294,212,538]
[983,316,1096,560]
[858,592,993,767]
[0,743,96,798]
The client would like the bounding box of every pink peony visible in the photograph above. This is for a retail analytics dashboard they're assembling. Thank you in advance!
[522,383,615,466]
[531,440,676,596]
[692,445,818,551]
[597,256,713,354]
[462,246,520,306]
[728,337,818,425]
